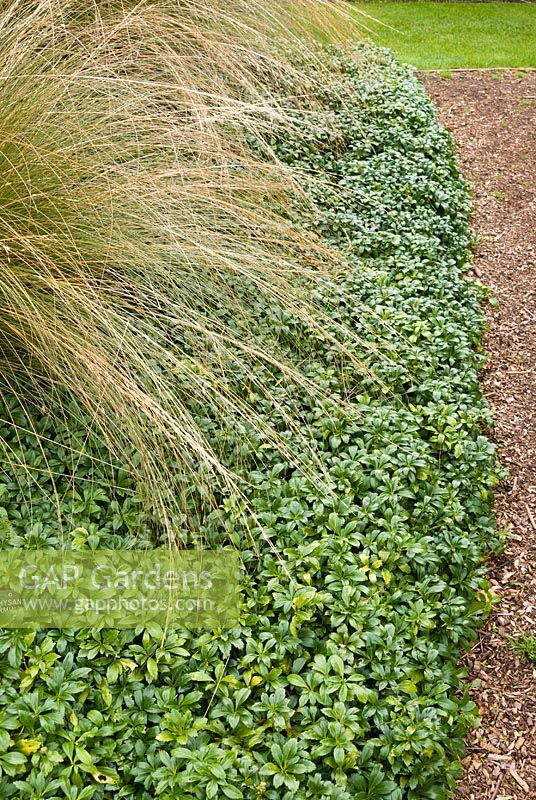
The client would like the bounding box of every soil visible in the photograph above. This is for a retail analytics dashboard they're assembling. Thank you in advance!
[423,70,536,800]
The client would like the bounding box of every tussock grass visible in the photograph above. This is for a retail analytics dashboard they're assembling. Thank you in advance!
[0,0,367,538]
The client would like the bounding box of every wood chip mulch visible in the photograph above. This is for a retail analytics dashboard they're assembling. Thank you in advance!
[422,70,536,800]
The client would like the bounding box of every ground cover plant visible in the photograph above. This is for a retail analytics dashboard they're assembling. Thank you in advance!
[352,2,536,69]
[0,18,503,799]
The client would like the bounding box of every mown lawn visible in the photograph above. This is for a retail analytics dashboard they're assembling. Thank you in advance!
[351,2,536,69]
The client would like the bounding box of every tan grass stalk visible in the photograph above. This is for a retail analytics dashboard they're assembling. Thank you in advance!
[0,0,373,540]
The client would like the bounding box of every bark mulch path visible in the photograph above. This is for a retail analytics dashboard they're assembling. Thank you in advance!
[423,70,536,800]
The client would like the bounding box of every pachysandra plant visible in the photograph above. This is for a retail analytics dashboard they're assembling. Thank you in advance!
[0,40,503,798]
[0,3,505,798]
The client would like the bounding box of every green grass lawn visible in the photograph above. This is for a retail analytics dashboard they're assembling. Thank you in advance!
[351,2,536,69]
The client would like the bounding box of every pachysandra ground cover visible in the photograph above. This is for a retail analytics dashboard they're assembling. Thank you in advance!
[0,47,502,800]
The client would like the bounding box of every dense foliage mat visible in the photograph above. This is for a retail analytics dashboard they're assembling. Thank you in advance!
[0,48,502,800]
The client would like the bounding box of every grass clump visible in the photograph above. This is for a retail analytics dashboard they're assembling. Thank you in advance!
[0,0,364,538]
[0,43,503,799]
[509,633,536,664]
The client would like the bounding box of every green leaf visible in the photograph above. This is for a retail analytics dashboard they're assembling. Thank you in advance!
[222,785,243,799]
[146,658,158,680]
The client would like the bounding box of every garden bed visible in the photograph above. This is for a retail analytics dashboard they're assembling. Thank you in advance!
[0,48,502,799]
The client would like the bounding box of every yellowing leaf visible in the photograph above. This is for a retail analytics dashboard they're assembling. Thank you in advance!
[19,739,41,755]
